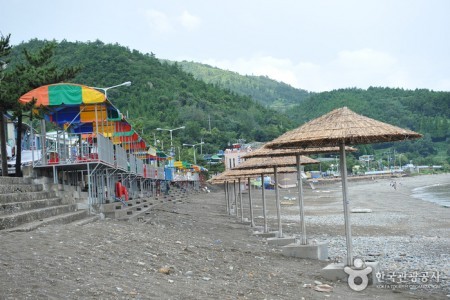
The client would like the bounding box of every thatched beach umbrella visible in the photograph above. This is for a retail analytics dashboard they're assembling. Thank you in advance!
[241,145,356,245]
[210,167,297,232]
[242,146,357,159]
[266,106,422,266]
[208,170,236,215]
[235,156,319,238]
[210,170,243,217]
[231,167,298,231]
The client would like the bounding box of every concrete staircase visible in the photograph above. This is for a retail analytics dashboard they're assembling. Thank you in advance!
[0,176,90,232]
[102,185,189,221]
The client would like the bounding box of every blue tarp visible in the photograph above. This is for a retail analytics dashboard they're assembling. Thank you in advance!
[164,167,174,181]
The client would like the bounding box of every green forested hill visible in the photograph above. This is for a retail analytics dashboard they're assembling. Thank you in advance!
[9,39,294,155]
[174,61,450,164]
[286,87,450,165]
[7,39,450,168]
[287,87,450,141]
[173,60,311,112]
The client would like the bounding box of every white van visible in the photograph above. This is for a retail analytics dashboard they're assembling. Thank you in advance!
[6,150,42,174]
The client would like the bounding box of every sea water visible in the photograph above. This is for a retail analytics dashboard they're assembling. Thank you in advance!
[412,183,450,208]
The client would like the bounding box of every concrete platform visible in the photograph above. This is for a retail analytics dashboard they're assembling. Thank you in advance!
[239,217,251,225]
[321,261,380,286]
[252,231,278,238]
[282,241,328,261]
[267,236,296,246]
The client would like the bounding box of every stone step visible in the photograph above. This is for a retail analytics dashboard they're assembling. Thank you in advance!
[4,210,88,232]
[0,204,77,230]
[102,200,154,219]
[0,197,64,216]
[0,184,43,194]
[122,197,185,222]
[121,204,155,222]
[71,215,99,226]
[0,190,58,204]
[0,176,31,185]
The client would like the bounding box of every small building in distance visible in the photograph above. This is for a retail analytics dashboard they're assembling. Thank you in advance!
[223,142,264,170]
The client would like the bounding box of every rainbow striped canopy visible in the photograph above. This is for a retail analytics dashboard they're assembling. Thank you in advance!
[19,83,106,106]
[19,83,112,129]
[18,83,149,153]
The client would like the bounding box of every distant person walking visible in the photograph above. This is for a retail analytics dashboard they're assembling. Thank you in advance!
[390,180,397,190]
[165,181,170,195]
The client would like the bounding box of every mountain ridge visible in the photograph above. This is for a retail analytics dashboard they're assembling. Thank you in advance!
[6,39,450,168]
[170,60,311,112]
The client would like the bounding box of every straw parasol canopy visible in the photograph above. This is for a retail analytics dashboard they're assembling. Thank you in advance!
[239,144,351,246]
[230,155,319,239]
[234,155,319,170]
[265,106,422,266]
[242,145,357,159]
[208,167,297,184]
[265,106,422,149]
[210,166,298,231]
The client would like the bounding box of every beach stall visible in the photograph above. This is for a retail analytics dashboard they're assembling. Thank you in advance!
[18,83,152,211]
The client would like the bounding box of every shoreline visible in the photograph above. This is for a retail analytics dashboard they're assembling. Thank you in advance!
[411,182,450,208]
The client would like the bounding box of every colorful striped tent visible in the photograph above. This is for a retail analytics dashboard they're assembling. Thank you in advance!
[19,83,106,106]
[19,83,149,154]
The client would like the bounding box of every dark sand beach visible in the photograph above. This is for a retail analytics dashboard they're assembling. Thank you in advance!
[0,173,449,299]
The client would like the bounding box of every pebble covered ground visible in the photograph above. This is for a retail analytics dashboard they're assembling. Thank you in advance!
[0,174,448,299]
[252,173,450,296]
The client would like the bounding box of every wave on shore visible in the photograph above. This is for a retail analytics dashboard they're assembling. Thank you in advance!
[412,183,450,207]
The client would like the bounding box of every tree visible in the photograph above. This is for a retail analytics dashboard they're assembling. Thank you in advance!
[0,33,12,176]
[2,40,81,176]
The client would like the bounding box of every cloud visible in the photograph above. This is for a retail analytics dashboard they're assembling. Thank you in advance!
[144,9,200,34]
[179,11,201,31]
[328,48,410,89]
[334,48,397,72]
[434,78,450,91]
[144,9,173,34]
[201,49,414,92]
[202,55,328,90]
[202,55,301,88]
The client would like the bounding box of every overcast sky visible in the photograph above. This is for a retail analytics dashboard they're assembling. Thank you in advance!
[2,0,450,92]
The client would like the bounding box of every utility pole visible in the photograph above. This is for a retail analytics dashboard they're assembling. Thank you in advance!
[208,115,211,133]
[393,148,396,168]
[200,137,203,155]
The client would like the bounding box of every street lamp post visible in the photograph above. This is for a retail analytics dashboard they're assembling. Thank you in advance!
[87,81,132,137]
[90,81,131,99]
[183,142,204,164]
[156,126,185,154]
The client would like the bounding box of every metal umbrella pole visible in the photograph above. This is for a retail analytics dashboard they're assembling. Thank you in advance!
[296,154,307,245]
[225,181,230,214]
[261,173,268,233]
[227,181,232,215]
[248,177,255,227]
[274,166,283,238]
[238,178,244,222]
[233,180,238,217]
[339,142,353,266]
